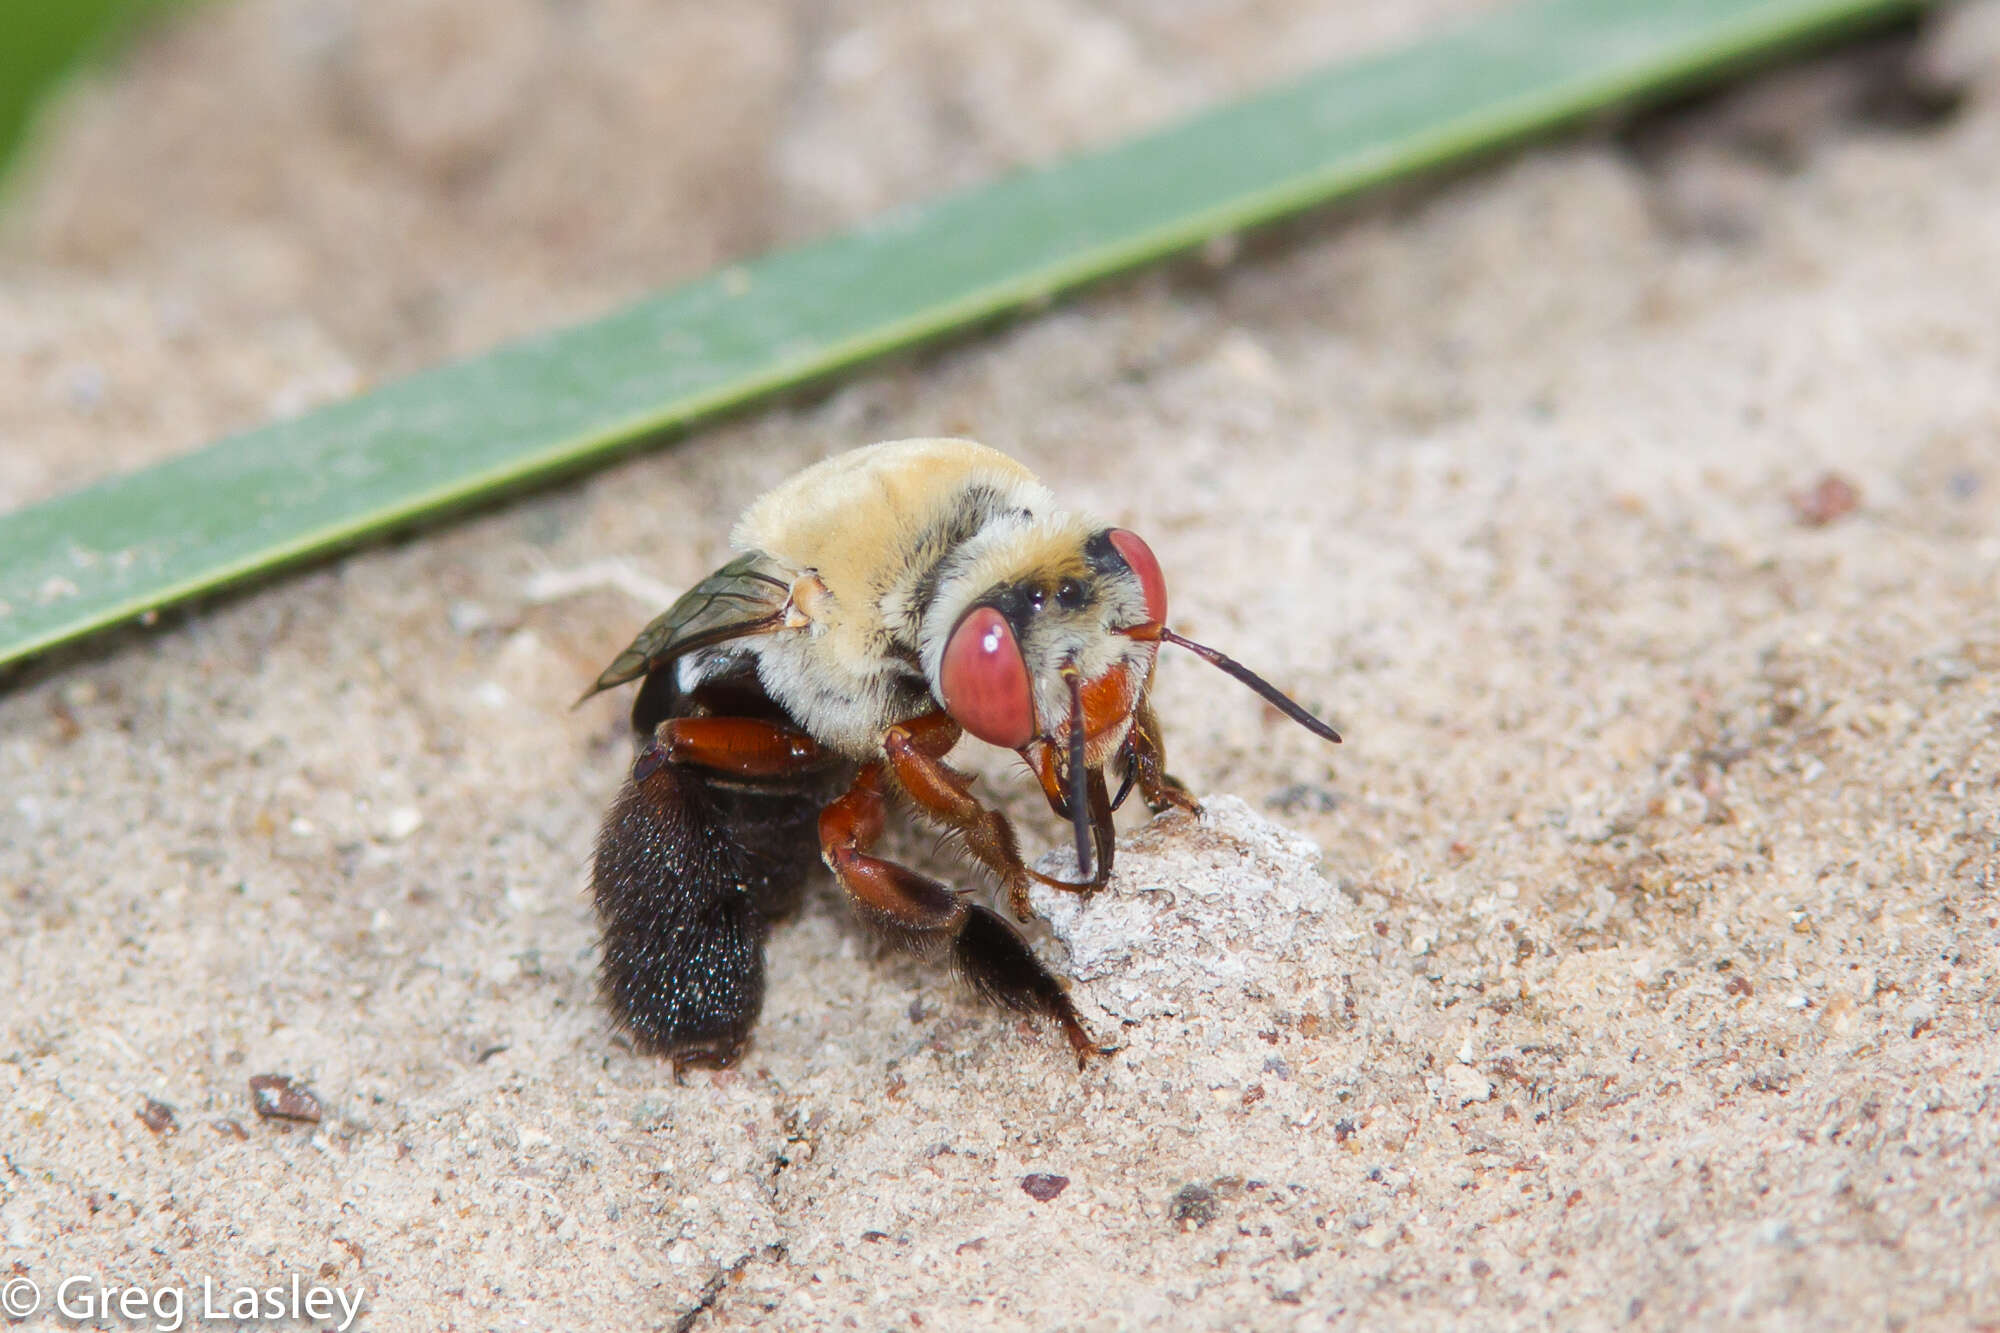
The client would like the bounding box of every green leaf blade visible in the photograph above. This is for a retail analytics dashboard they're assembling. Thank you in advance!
[0,0,1927,670]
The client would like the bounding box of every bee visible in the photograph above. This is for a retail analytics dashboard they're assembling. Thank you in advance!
[579,438,1339,1068]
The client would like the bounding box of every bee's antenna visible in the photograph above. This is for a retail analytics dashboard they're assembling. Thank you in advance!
[1157,627,1342,744]
[1062,662,1094,878]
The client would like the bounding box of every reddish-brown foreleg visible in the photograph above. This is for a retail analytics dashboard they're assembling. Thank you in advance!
[883,716,1109,921]
[1020,742,1118,895]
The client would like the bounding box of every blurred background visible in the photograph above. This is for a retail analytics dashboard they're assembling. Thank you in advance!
[0,0,1502,507]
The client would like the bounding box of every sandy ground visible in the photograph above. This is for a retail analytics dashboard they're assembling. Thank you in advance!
[5,1,2000,1329]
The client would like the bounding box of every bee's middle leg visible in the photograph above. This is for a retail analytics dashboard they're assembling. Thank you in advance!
[818,761,1098,1066]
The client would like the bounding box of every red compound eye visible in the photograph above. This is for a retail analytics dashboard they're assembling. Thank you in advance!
[1108,528,1167,626]
[939,606,1037,749]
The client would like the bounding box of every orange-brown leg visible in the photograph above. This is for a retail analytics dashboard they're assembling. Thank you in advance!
[1125,696,1200,815]
[819,762,1099,1066]
[645,715,827,779]
[1022,742,1119,893]
[885,717,1111,921]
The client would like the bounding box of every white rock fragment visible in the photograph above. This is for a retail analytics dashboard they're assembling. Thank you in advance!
[1028,794,1355,1022]
[4,1208,32,1249]
[381,806,424,841]
[1445,1065,1494,1105]
[447,599,493,635]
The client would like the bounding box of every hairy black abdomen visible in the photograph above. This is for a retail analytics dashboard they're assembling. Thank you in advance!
[593,760,771,1066]
[592,656,841,1067]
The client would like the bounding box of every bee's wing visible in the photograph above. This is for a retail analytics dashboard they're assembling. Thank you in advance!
[577,553,791,702]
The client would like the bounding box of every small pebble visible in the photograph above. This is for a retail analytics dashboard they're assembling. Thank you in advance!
[381,806,424,841]
[1020,1173,1069,1202]
[447,600,493,635]
[248,1074,323,1123]
[136,1099,177,1135]
[1790,472,1861,527]
[1446,1065,1494,1104]
[1170,1183,1218,1230]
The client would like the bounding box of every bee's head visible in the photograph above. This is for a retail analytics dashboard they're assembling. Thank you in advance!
[922,520,1167,758]
[922,503,1336,884]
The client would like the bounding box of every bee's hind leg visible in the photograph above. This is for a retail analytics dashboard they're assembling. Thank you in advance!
[819,762,1102,1068]
[649,715,827,778]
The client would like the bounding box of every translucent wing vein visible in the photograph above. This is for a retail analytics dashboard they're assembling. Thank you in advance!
[579,553,790,701]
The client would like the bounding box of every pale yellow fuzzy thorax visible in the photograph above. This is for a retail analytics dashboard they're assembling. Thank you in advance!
[734,440,1029,601]
[732,439,1052,670]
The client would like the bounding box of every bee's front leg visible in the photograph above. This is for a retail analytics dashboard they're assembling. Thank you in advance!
[882,713,1109,920]
[1021,743,1117,895]
[818,762,1100,1066]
